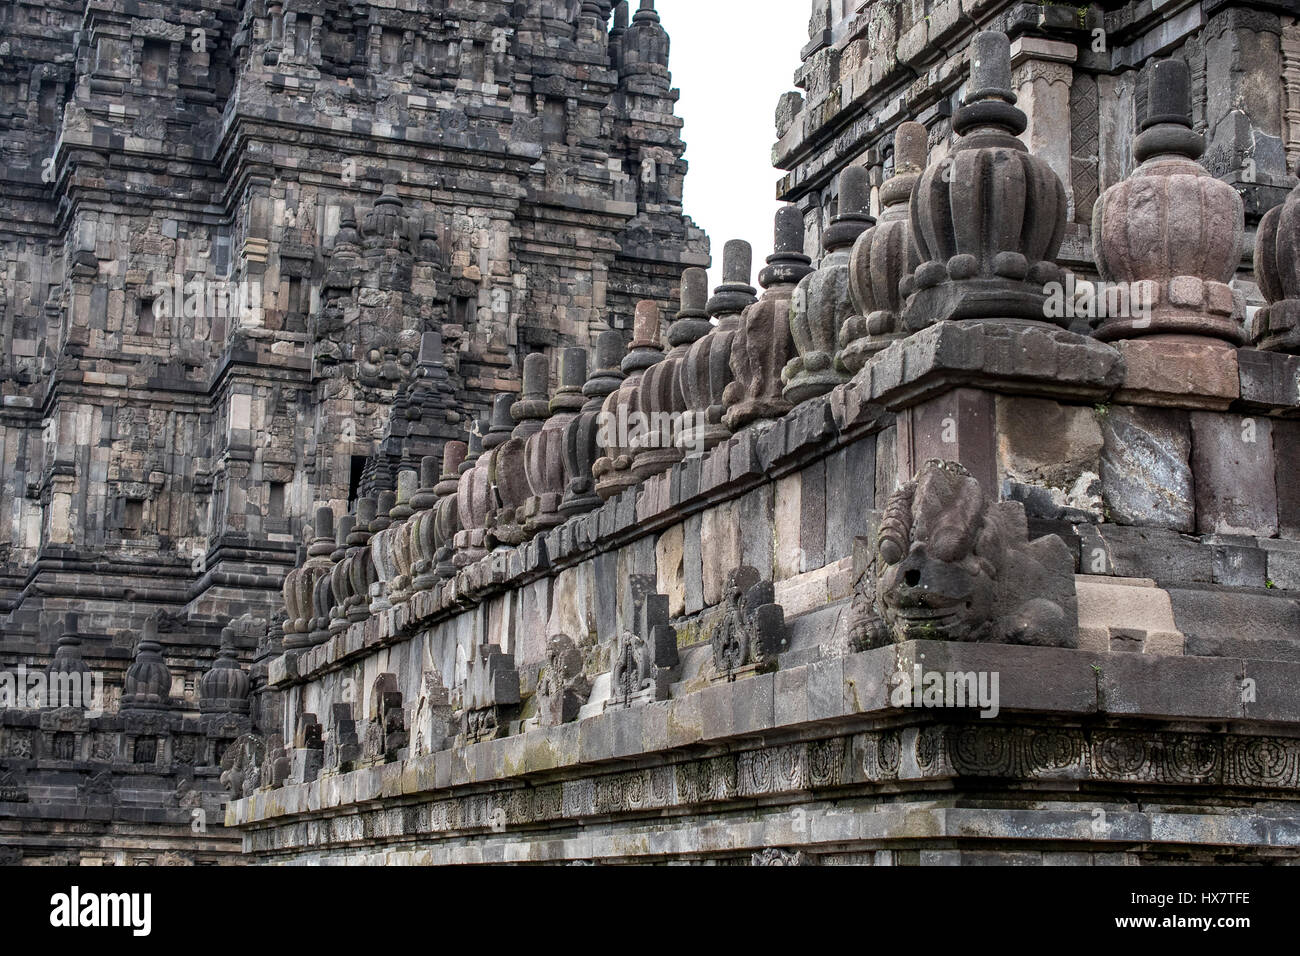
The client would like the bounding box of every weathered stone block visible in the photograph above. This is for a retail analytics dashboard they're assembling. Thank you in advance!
[1190,411,1278,537]
[1099,405,1194,532]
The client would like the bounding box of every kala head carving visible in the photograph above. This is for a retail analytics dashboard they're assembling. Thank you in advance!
[856,460,1077,648]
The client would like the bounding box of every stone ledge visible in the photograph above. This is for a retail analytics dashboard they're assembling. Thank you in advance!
[854,320,1126,412]
[233,640,1300,829]
[236,802,1300,865]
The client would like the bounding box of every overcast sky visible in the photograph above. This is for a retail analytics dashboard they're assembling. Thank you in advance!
[653,0,810,293]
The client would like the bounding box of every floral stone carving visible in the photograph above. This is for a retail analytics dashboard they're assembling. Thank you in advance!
[902,32,1068,330]
[784,166,874,404]
[1093,58,1245,343]
[839,121,927,373]
[724,204,813,430]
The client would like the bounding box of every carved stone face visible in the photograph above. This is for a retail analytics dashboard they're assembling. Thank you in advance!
[877,541,996,642]
[869,459,1077,648]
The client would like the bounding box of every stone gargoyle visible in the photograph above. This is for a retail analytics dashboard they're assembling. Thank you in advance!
[851,460,1078,648]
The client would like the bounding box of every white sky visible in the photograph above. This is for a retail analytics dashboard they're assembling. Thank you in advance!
[653,0,810,294]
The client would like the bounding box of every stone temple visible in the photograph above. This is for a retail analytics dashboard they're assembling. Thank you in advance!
[2,0,1299,865]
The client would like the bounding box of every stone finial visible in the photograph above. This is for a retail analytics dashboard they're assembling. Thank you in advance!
[724,204,814,431]
[47,613,92,710]
[329,515,357,635]
[285,507,339,650]
[902,31,1068,331]
[387,469,421,603]
[524,348,588,535]
[633,0,659,25]
[411,455,440,512]
[199,625,251,715]
[1252,159,1300,352]
[428,441,467,585]
[455,417,493,569]
[491,358,550,547]
[595,302,665,500]
[121,616,173,711]
[784,167,874,404]
[620,0,668,80]
[679,242,757,455]
[851,460,1078,649]
[1093,58,1244,344]
[839,122,928,373]
[563,331,626,516]
[346,497,378,623]
[965,30,1015,105]
[633,272,711,480]
[369,491,403,612]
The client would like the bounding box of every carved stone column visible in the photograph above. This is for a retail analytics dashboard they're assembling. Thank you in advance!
[839,122,927,373]
[524,348,587,536]
[1285,23,1300,172]
[902,31,1068,331]
[1011,38,1077,220]
[562,331,625,517]
[595,301,664,500]
[679,242,758,456]
[784,166,873,404]
[633,270,711,480]
[1093,58,1245,344]
[724,205,813,431]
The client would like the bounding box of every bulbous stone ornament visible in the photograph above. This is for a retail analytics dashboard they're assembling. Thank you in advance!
[434,440,468,579]
[455,417,494,569]
[724,204,814,430]
[1250,158,1300,352]
[328,514,355,637]
[784,166,874,404]
[490,354,550,546]
[524,348,588,535]
[421,444,465,587]
[387,469,418,604]
[595,301,665,500]
[408,456,441,593]
[368,491,397,611]
[284,507,336,650]
[199,625,251,714]
[121,616,173,711]
[347,496,378,622]
[1093,58,1245,344]
[839,122,927,373]
[562,330,625,517]
[633,269,711,479]
[902,32,1068,330]
[679,242,758,455]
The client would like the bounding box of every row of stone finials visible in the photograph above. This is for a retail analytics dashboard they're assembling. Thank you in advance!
[279,31,1300,651]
